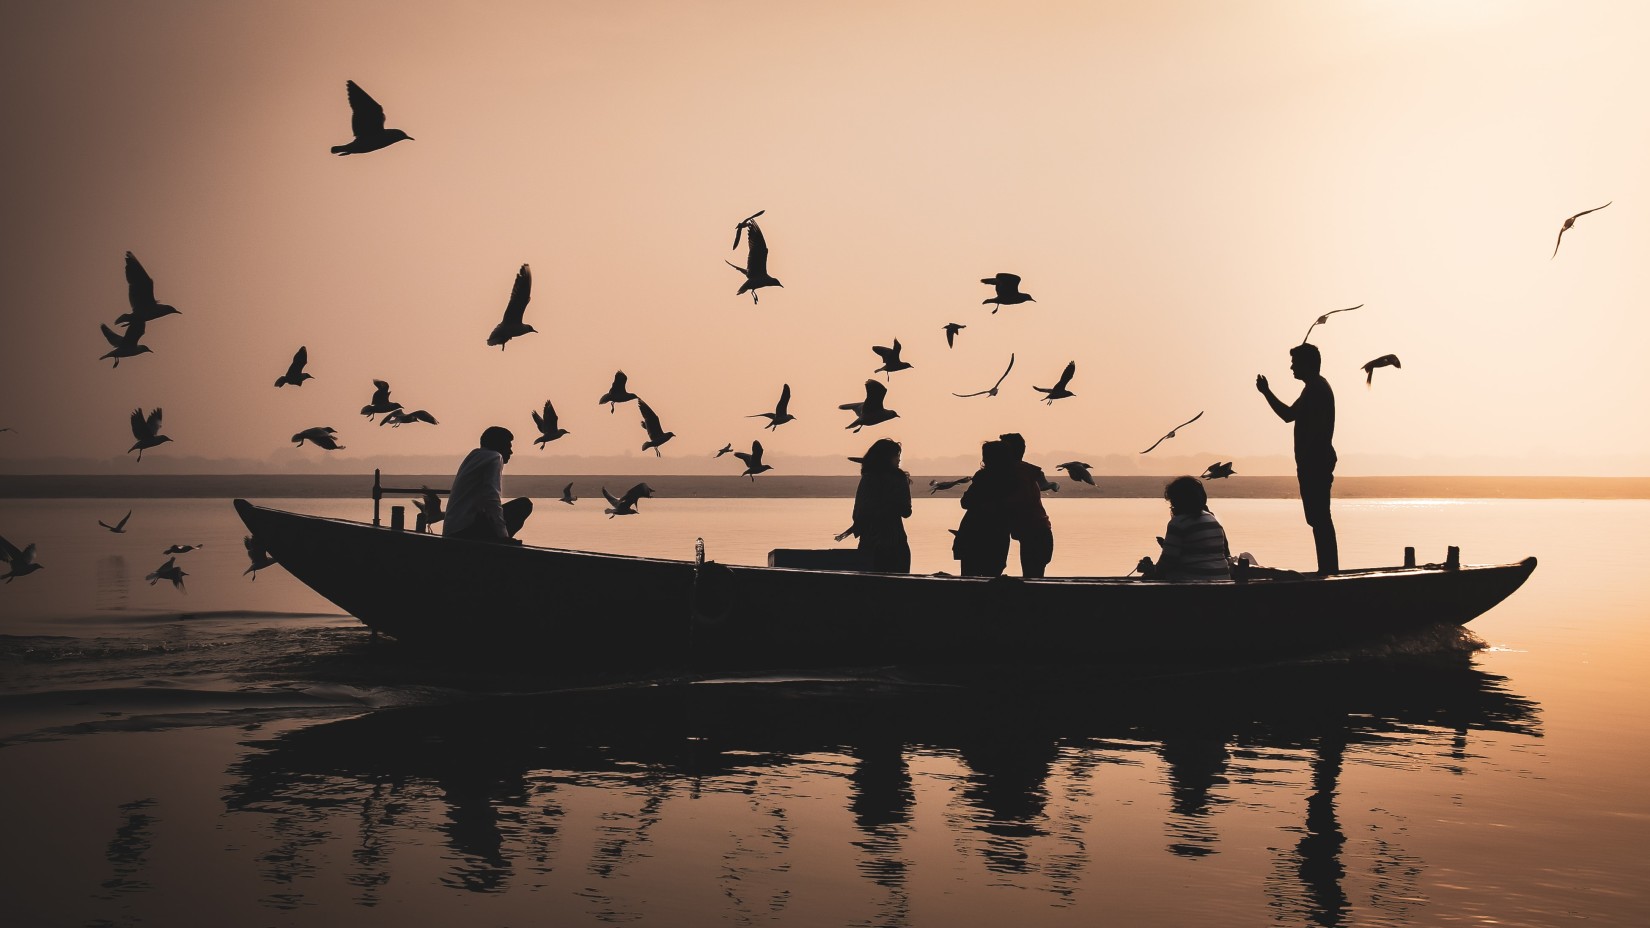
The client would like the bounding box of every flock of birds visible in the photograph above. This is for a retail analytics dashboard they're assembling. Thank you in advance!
[0,81,1618,586]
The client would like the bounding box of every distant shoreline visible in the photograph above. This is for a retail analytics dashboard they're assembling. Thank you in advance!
[2,474,1648,500]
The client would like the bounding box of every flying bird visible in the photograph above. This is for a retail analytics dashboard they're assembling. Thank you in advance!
[531,399,569,446]
[292,426,344,450]
[1032,360,1076,404]
[330,80,413,155]
[360,381,403,420]
[1201,462,1235,480]
[1300,304,1363,345]
[380,409,438,427]
[929,477,972,494]
[1553,201,1611,258]
[1056,462,1095,486]
[1362,354,1402,385]
[622,483,656,505]
[747,384,796,430]
[637,399,675,456]
[943,323,965,347]
[115,252,181,327]
[413,486,443,529]
[1,533,44,582]
[145,556,188,591]
[953,353,1015,398]
[242,534,277,579]
[98,510,132,533]
[162,544,204,555]
[733,440,772,480]
[727,210,783,303]
[273,346,313,387]
[871,339,913,379]
[127,408,172,461]
[714,443,735,457]
[1140,411,1204,454]
[839,379,900,432]
[981,274,1034,313]
[99,320,152,367]
[487,264,536,349]
[598,371,637,413]
[602,486,639,518]
[560,482,577,505]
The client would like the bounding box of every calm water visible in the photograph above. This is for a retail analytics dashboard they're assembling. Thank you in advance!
[1,496,1646,927]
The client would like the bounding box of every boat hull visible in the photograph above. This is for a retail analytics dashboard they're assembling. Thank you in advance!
[234,500,1536,668]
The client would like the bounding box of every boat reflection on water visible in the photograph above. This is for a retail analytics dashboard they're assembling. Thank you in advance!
[224,652,1540,924]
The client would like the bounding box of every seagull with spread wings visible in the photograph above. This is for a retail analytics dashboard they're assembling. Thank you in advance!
[128,408,172,461]
[733,440,772,481]
[840,379,900,432]
[360,380,403,420]
[115,252,181,327]
[99,319,152,367]
[1032,360,1076,404]
[531,399,569,446]
[748,384,796,430]
[1,533,44,582]
[727,210,783,303]
[598,371,637,413]
[413,486,444,529]
[714,443,734,457]
[291,426,344,450]
[1300,304,1362,345]
[872,339,913,379]
[560,482,577,505]
[162,544,204,555]
[273,346,313,387]
[98,510,132,534]
[638,399,675,456]
[943,323,965,347]
[929,476,972,494]
[1056,462,1095,486]
[1553,201,1611,258]
[1141,411,1204,454]
[145,556,188,592]
[1362,354,1402,385]
[954,353,1015,398]
[1201,462,1235,480]
[486,264,536,349]
[602,487,639,518]
[242,535,278,579]
[330,80,413,155]
[981,274,1035,312]
[380,409,438,427]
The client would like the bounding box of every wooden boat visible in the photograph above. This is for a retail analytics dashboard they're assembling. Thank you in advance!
[234,499,1536,669]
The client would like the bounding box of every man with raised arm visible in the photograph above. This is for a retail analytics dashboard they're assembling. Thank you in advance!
[1257,343,1338,573]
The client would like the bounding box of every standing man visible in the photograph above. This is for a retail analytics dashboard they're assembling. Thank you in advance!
[1257,343,1338,573]
[998,432,1055,578]
[445,426,533,543]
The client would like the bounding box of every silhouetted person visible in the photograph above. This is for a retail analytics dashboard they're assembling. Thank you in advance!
[1258,343,1338,573]
[999,433,1054,578]
[954,440,1014,576]
[845,438,912,573]
[1137,476,1231,581]
[445,426,532,543]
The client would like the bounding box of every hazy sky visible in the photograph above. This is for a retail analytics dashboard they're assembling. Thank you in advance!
[3,0,1647,475]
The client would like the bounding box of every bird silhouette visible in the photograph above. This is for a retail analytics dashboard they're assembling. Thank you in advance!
[380,409,438,427]
[274,346,313,387]
[871,339,913,379]
[127,408,172,461]
[414,486,444,528]
[637,399,675,456]
[714,443,735,457]
[1362,354,1402,385]
[291,426,344,450]
[747,384,796,430]
[99,320,152,367]
[1300,304,1363,345]
[623,483,655,505]
[360,380,403,420]
[928,476,972,494]
[146,556,188,591]
[487,264,536,349]
[1,533,44,582]
[943,322,965,347]
[531,399,569,446]
[727,210,783,303]
[242,534,277,579]
[1553,201,1611,258]
[560,482,577,505]
[953,353,1015,398]
[115,252,181,327]
[0,428,13,434]
[602,486,639,518]
[331,80,413,155]
[162,544,204,555]
[1056,462,1095,486]
[1032,360,1076,404]
[981,274,1034,313]
[733,440,772,480]
[1201,461,1235,480]
[840,379,900,432]
[1141,411,1204,454]
[98,510,132,533]
[599,371,637,413]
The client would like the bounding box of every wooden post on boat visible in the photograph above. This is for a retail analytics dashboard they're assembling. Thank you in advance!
[1404,546,1416,568]
[372,468,383,527]
[415,513,427,533]
[1445,546,1460,570]
[390,505,405,532]
[1233,555,1250,582]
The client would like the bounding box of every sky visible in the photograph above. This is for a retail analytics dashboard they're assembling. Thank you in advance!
[2,0,1647,476]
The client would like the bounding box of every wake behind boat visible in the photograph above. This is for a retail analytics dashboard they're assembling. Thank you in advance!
[234,500,1536,669]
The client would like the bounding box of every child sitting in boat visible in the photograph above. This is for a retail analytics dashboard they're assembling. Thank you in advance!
[1137,476,1231,581]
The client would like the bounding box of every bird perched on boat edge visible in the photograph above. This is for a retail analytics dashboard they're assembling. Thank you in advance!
[637,399,675,456]
[1032,360,1076,404]
[414,486,444,529]
[727,210,783,303]
[1553,201,1610,258]
[115,252,181,327]
[331,80,413,155]
[1141,411,1204,454]
[292,426,344,450]
[981,273,1034,313]
[840,379,900,432]
[127,408,172,461]
[1361,354,1401,385]
[1056,462,1095,486]
[733,440,772,480]
[747,384,796,430]
[487,264,536,349]
[274,346,313,387]
[531,399,569,446]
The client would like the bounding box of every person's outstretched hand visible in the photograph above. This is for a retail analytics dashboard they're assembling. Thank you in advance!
[1255,374,1269,393]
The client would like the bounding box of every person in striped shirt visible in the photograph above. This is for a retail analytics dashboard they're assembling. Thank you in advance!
[1137,476,1231,581]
